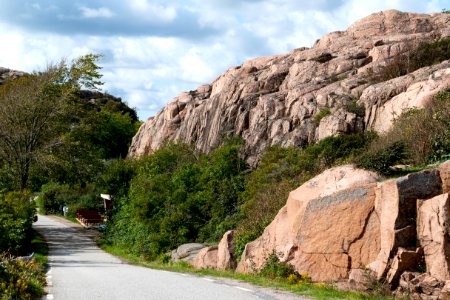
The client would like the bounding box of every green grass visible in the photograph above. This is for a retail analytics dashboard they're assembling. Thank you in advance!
[314,108,331,123]
[31,229,48,269]
[99,243,392,300]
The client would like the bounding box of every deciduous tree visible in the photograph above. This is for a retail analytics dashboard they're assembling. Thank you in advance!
[0,55,103,190]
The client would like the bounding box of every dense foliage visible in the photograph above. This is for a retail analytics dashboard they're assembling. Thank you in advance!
[356,90,450,173]
[0,192,35,255]
[36,182,102,217]
[104,142,248,259]
[0,55,139,191]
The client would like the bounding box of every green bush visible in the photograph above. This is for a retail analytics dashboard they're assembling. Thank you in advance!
[314,107,331,123]
[355,90,450,173]
[346,99,365,117]
[0,192,35,255]
[105,141,248,259]
[37,182,102,217]
[355,141,408,175]
[66,192,103,218]
[36,182,74,214]
[259,251,298,279]
[97,159,136,199]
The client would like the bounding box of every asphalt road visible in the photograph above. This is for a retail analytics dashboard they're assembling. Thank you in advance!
[34,215,308,300]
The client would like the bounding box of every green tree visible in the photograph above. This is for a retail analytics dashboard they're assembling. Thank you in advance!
[0,55,103,190]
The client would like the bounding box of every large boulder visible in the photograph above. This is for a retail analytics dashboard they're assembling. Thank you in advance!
[171,243,205,263]
[217,230,237,270]
[191,246,218,269]
[236,165,381,281]
[417,193,450,281]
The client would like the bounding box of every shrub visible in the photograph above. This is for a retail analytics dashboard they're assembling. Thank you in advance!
[371,38,450,82]
[346,99,365,117]
[314,107,331,123]
[0,192,35,254]
[97,159,136,199]
[66,192,103,218]
[259,251,298,279]
[36,182,73,214]
[0,256,45,299]
[355,90,450,173]
[37,182,102,217]
[105,141,248,259]
[355,141,408,175]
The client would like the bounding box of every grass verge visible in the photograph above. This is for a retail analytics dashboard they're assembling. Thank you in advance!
[99,243,392,300]
[31,229,48,270]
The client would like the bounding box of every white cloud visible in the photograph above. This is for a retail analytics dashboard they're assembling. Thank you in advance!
[80,7,115,18]
[128,0,177,22]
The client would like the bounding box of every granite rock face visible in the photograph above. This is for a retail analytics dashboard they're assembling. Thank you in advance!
[236,162,449,285]
[129,10,450,165]
[417,194,450,281]
[191,246,218,269]
[217,230,237,270]
[236,165,381,281]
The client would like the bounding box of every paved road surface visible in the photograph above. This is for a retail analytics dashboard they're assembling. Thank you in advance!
[34,215,308,300]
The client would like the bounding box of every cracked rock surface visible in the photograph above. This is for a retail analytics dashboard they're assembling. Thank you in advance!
[129,10,450,165]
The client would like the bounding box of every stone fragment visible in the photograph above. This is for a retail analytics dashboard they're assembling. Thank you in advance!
[386,247,423,285]
[417,193,450,281]
[440,280,450,299]
[191,246,218,269]
[373,169,443,279]
[172,243,205,262]
[348,268,376,290]
[217,230,237,270]
[397,272,445,299]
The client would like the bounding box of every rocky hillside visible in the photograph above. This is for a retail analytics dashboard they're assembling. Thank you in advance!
[182,161,450,299]
[129,10,450,165]
[0,67,25,85]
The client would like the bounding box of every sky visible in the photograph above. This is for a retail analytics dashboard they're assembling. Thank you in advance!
[0,0,448,120]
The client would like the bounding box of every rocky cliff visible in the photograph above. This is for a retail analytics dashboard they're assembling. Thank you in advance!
[129,10,450,165]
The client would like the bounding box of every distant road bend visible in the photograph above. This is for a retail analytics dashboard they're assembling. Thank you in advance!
[34,215,307,300]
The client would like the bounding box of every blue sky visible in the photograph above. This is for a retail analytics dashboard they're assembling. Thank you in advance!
[0,0,448,120]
